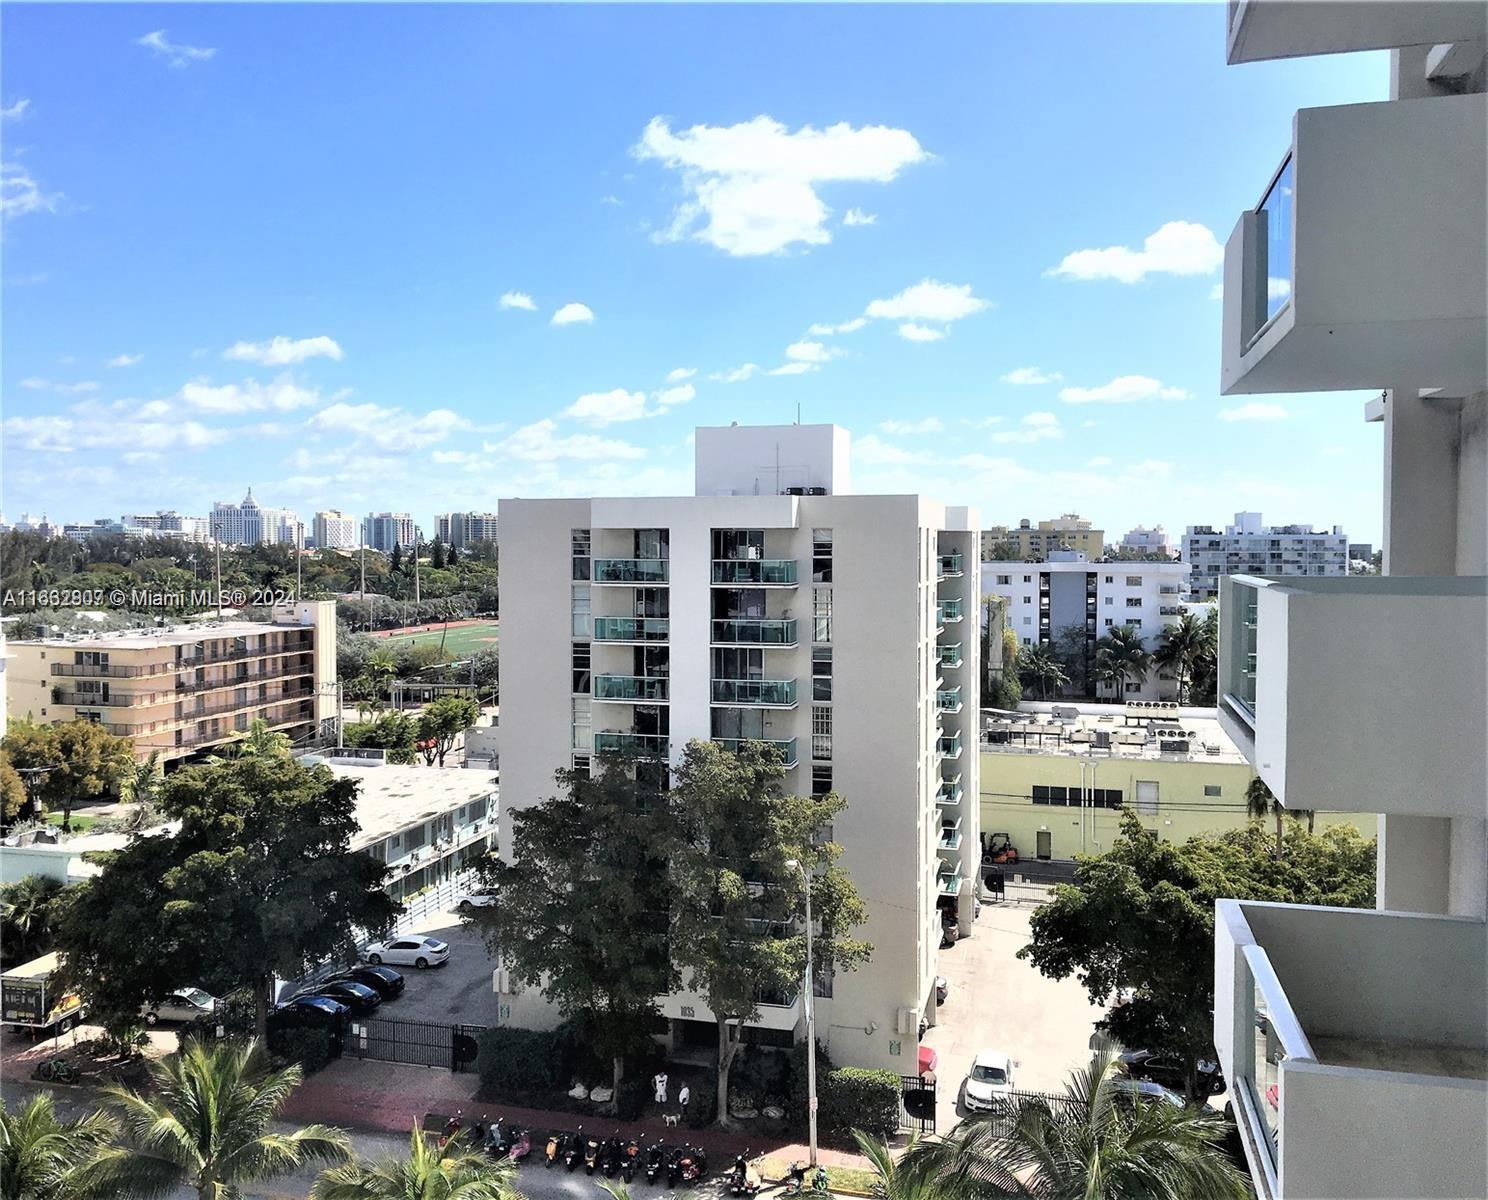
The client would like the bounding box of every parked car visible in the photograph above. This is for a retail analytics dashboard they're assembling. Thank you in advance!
[962,1050,1015,1112]
[455,889,498,911]
[275,995,350,1026]
[141,987,216,1026]
[363,935,449,969]
[1117,1049,1225,1098]
[328,964,405,999]
[300,980,381,1016]
[1110,1077,1186,1108]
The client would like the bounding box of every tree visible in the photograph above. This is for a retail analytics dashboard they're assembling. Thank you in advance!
[0,1093,117,1200]
[881,1052,1249,1199]
[430,539,446,571]
[0,752,26,825]
[2,721,133,833]
[445,544,459,568]
[469,648,499,703]
[1015,646,1069,701]
[1244,776,1313,851]
[471,758,678,1110]
[1,874,68,967]
[1020,813,1374,1100]
[1093,625,1151,700]
[56,756,397,1041]
[1154,611,1210,704]
[311,1124,520,1200]
[343,713,418,765]
[78,1039,350,1200]
[415,696,480,767]
[389,542,403,574]
[669,740,870,1127]
[1186,609,1220,706]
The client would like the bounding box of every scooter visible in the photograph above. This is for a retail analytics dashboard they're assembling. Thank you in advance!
[438,1111,463,1148]
[729,1150,762,1196]
[508,1128,531,1163]
[484,1118,509,1159]
[621,1136,641,1182]
[600,1132,624,1178]
[783,1162,831,1196]
[564,1126,584,1172]
[645,1140,666,1184]
[544,1130,562,1168]
[676,1145,706,1186]
[584,1129,601,1175]
[666,1146,685,1186]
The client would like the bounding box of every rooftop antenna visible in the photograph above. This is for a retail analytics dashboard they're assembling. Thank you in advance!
[796,402,801,425]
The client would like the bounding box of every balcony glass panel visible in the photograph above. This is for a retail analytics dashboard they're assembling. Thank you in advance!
[711,560,798,585]
[714,736,798,767]
[938,644,962,669]
[937,731,962,759]
[592,617,670,642]
[711,679,797,706]
[938,552,963,577]
[936,782,963,808]
[1256,155,1294,333]
[593,675,670,702]
[938,599,964,623]
[711,618,798,645]
[936,687,962,712]
[593,558,669,584]
[593,732,669,757]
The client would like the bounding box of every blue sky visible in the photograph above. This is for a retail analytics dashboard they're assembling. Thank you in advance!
[2,3,1388,543]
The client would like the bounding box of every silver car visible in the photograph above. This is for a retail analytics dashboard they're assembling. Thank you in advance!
[142,987,216,1025]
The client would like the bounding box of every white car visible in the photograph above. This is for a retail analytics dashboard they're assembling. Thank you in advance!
[363,935,450,969]
[455,890,498,911]
[963,1050,1016,1112]
[142,988,216,1025]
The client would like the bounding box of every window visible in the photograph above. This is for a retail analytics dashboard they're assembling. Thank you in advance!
[1126,576,1142,587]
[1134,780,1158,815]
[996,574,1010,585]
[571,529,591,581]
[1125,597,1142,608]
[1104,575,1113,584]
[1204,785,1222,797]
[813,587,832,642]
[1022,637,1031,646]
[1103,596,1113,606]
[1128,619,1141,628]
[1022,595,1031,604]
[1022,616,1031,626]
[812,765,832,797]
[812,706,832,760]
[572,642,591,694]
[812,647,832,701]
[1104,617,1113,627]
[1125,680,1142,692]
[812,528,833,582]
[1023,575,1032,583]
[572,697,592,751]
[571,586,591,637]
[571,753,592,777]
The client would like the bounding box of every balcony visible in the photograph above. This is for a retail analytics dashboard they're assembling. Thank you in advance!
[936,865,963,897]
[1217,574,1486,817]
[938,644,963,670]
[936,688,962,714]
[938,599,965,624]
[936,779,963,809]
[711,560,798,586]
[53,689,175,708]
[713,737,798,767]
[593,675,670,702]
[1215,899,1486,1200]
[592,617,669,643]
[593,732,670,758]
[1226,0,1485,66]
[937,552,963,579]
[711,679,798,707]
[710,619,798,646]
[938,820,963,853]
[937,731,962,760]
[593,558,669,584]
[1221,95,1486,395]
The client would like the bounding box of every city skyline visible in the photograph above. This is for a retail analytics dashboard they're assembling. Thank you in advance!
[3,4,1387,541]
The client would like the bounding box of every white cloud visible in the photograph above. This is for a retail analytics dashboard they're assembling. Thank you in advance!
[1218,402,1289,422]
[1058,375,1192,404]
[982,411,1063,445]
[1000,366,1061,385]
[785,340,841,364]
[106,353,143,368]
[1268,277,1291,301]
[19,377,98,395]
[879,417,944,435]
[898,323,946,343]
[563,388,649,427]
[1,98,30,121]
[767,362,816,376]
[865,279,989,324]
[499,291,536,311]
[3,413,223,453]
[709,363,760,383]
[806,317,868,336]
[1023,411,1059,428]
[179,375,327,413]
[223,335,343,366]
[853,434,931,466]
[310,402,468,451]
[492,419,646,463]
[551,302,594,326]
[654,383,695,408]
[665,367,696,383]
[136,29,216,67]
[601,194,623,207]
[1,161,61,220]
[1048,220,1223,284]
[1088,456,1113,467]
[633,115,928,256]
[843,208,877,226]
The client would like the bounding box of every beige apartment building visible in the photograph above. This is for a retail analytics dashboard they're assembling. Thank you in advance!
[6,601,337,764]
[982,514,1104,560]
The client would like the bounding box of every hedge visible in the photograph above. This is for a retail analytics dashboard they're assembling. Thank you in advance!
[268,1024,337,1075]
[476,1026,567,1096]
[819,1067,900,1147]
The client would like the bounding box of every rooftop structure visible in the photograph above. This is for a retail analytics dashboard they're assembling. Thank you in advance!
[1183,512,1347,600]
[982,514,1104,561]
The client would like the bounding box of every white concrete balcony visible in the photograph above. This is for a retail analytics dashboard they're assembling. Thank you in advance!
[1217,574,1486,817]
[1220,95,1486,395]
[1215,899,1486,1200]
[1226,0,1485,65]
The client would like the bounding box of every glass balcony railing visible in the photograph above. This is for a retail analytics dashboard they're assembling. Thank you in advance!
[711,679,798,706]
[937,781,963,807]
[938,827,963,852]
[1253,155,1294,341]
[593,675,670,702]
[938,552,963,578]
[937,731,963,759]
[711,560,798,585]
[593,558,669,584]
[713,737,798,767]
[594,732,670,758]
[592,617,669,642]
[938,599,964,624]
[711,618,798,645]
[937,867,963,896]
[937,687,962,713]
[938,644,963,669]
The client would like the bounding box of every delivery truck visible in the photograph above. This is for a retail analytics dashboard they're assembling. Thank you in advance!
[0,952,85,1038]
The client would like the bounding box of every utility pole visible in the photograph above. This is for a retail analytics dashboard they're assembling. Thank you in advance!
[213,516,224,619]
[295,525,303,602]
[786,859,818,1168]
[414,532,422,607]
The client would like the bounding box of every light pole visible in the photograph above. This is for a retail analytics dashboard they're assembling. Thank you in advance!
[785,858,817,1168]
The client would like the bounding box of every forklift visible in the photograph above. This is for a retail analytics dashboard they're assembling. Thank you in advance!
[982,831,1019,866]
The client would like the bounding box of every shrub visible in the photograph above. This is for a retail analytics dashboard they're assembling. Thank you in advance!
[819,1066,900,1147]
[476,1026,565,1096]
[687,1066,718,1128]
[732,1046,793,1110]
[268,1024,336,1075]
[616,1071,651,1120]
[786,1040,833,1129]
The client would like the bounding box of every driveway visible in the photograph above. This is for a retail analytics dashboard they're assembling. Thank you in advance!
[922,891,1106,1132]
[362,909,501,1026]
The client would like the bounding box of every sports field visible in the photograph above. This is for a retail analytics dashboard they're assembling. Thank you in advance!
[371,618,499,659]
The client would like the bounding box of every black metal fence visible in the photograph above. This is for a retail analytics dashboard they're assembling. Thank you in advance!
[344,1016,485,1073]
[969,1090,1081,1138]
[900,1074,937,1134]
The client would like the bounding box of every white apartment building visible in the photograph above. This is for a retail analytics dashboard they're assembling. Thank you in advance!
[211,490,302,548]
[61,519,122,543]
[121,511,213,542]
[363,512,416,553]
[982,551,1190,700]
[1117,524,1175,558]
[313,510,361,551]
[436,511,499,549]
[1183,512,1347,599]
[497,423,980,1071]
[1212,6,1486,1198]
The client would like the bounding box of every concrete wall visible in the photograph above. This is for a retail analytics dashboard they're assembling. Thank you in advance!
[694,424,850,498]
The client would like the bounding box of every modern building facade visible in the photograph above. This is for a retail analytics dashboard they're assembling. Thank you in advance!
[121,511,214,542]
[982,551,1190,699]
[1117,524,1176,558]
[1182,512,1347,600]
[1212,6,1486,1197]
[211,490,302,548]
[436,511,500,549]
[313,510,361,551]
[363,512,416,553]
[982,514,1104,561]
[497,423,980,1070]
[6,602,338,765]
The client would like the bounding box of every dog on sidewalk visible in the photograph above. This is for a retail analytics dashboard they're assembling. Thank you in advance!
[662,1113,681,1128]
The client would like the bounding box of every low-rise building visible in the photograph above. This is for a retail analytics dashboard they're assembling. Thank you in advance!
[982,514,1104,560]
[1182,512,1347,600]
[5,602,337,764]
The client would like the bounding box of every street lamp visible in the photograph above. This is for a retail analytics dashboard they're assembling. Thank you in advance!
[785,858,817,1168]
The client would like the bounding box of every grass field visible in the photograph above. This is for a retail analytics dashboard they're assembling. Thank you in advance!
[376,620,499,659]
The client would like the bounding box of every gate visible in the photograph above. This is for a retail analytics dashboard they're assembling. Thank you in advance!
[345,1017,485,1073]
[900,1074,937,1134]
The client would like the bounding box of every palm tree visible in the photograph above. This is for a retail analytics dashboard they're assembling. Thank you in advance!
[0,874,66,964]
[1153,611,1208,703]
[854,1131,942,1200]
[312,1125,521,1200]
[1016,646,1069,701]
[1245,776,1313,853]
[1186,609,1220,704]
[0,1094,116,1200]
[884,1052,1248,1200]
[77,1038,350,1199]
[1094,625,1152,700]
[234,718,293,760]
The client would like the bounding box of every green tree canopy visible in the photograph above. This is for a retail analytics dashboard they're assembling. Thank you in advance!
[312,1124,520,1200]
[0,1093,117,1200]
[415,696,480,767]
[1,720,133,831]
[1,874,69,968]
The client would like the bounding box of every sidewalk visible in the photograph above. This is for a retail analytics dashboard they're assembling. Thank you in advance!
[281,1058,875,1170]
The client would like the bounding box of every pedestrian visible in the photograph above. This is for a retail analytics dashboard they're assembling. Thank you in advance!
[654,1070,669,1105]
[678,1083,690,1121]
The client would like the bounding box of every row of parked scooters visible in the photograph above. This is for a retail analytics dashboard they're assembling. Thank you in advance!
[539,1127,713,1186]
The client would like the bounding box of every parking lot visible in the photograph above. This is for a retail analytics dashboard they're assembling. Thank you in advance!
[356,909,501,1027]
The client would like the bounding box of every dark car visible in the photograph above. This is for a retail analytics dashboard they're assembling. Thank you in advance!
[301,980,381,1016]
[1117,1049,1225,1098]
[274,995,350,1026]
[328,964,405,999]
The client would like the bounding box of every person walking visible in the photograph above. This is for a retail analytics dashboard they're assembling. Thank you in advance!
[678,1083,690,1122]
[653,1070,669,1105]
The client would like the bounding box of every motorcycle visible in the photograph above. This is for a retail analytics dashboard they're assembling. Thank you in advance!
[565,1126,584,1172]
[544,1130,562,1169]
[678,1145,707,1186]
[784,1162,831,1196]
[438,1111,463,1148]
[666,1146,685,1187]
[645,1140,666,1184]
[730,1150,762,1196]
[484,1118,509,1159]
[621,1136,641,1183]
[600,1132,624,1178]
[508,1128,531,1163]
[583,1129,601,1175]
